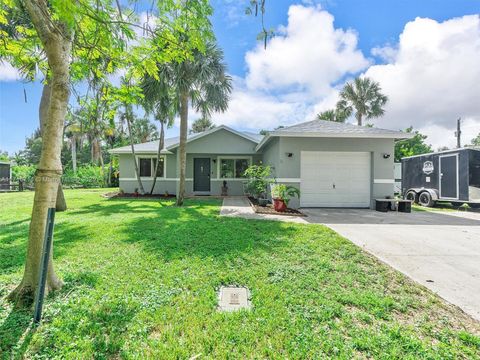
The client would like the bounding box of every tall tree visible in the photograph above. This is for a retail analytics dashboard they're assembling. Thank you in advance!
[394,127,433,162]
[316,109,348,123]
[141,64,178,194]
[2,0,213,305]
[336,77,388,126]
[190,117,215,134]
[172,42,232,206]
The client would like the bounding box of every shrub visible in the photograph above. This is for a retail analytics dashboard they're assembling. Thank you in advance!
[271,184,300,206]
[243,165,274,198]
[63,165,106,188]
[11,165,36,185]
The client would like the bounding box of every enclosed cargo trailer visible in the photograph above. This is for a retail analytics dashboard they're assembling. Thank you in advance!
[401,148,480,208]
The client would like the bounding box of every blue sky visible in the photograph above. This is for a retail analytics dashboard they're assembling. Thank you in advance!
[1,0,480,154]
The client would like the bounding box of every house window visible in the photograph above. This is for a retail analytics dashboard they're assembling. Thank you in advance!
[139,158,152,177]
[219,158,250,178]
[139,157,165,177]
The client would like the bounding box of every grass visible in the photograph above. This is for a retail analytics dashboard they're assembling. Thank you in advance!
[1,189,479,359]
[413,202,477,212]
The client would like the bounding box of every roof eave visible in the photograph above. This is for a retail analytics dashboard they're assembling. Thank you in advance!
[167,125,260,150]
[256,131,413,151]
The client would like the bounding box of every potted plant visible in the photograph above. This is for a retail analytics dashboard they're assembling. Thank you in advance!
[243,165,274,206]
[271,184,300,212]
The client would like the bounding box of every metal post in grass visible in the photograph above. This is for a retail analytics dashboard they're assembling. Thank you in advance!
[33,207,56,324]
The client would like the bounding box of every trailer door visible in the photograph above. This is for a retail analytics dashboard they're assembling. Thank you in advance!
[439,154,458,199]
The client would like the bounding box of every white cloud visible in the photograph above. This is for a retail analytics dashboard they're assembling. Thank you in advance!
[245,5,369,97]
[218,7,480,148]
[0,61,21,82]
[213,77,308,130]
[212,5,368,131]
[365,15,480,148]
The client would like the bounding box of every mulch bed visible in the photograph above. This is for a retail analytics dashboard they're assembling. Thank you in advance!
[102,192,176,199]
[247,197,306,217]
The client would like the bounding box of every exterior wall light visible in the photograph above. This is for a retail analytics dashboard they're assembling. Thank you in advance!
[286,152,293,158]
[383,153,391,159]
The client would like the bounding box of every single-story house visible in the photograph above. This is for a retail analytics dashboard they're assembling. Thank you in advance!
[110,119,412,208]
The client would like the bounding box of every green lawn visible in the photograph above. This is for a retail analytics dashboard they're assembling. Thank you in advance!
[1,189,479,359]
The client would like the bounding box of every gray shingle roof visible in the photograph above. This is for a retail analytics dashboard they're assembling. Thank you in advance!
[109,126,263,154]
[273,119,408,137]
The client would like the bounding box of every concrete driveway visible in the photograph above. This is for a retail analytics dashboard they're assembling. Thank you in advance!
[302,208,480,321]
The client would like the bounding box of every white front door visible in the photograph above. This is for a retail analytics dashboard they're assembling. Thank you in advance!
[300,151,371,207]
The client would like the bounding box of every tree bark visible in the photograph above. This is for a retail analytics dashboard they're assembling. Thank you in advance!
[176,92,189,206]
[150,120,165,195]
[39,83,51,134]
[40,82,68,212]
[71,136,77,174]
[8,0,73,305]
[125,111,145,194]
[357,113,363,126]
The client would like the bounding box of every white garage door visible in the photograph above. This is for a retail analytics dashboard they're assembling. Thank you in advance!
[300,151,371,207]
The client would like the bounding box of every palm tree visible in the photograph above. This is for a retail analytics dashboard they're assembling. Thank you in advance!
[190,117,215,134]
[172,41,232,205]
[140,65,178,194]
[336,77,388,126]
[316,109,348,123]
[64,121,82,174]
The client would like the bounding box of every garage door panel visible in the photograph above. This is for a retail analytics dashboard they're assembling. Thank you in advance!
[300,151,371,208]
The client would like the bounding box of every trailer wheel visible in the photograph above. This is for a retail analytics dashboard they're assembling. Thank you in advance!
[451,202,464,207]
[405,190,418,203]
[418,191,435,207]
[469,203,480,209]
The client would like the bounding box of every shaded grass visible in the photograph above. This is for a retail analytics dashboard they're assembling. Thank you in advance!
[1,189,479,359]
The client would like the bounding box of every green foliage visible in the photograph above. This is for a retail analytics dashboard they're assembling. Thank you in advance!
[394,127,433,162]
[471,133,480,146]
[1,189,479,358]
[11,164,36,183]
[336,77,388,126]
[317,109,348,123]
[271,183,300,206]
[190,117,215,134]
[244,164,273,198]
[0,150,8,161]
[63,165,105,188]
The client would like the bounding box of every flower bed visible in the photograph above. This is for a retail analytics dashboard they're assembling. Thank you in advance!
[247,197,306,217]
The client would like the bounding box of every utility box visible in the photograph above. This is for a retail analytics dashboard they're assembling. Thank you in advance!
[401,148,480,207]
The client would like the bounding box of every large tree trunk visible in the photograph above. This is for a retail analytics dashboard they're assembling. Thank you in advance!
[40,83,68,213]
[125,111,145,195]
[8,1,73,305]
[176,92,189,206]
[91,137,102,165]
[150,120,165,195]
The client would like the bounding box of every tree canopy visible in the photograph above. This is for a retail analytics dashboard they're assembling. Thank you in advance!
[336,77,388,126]
[394,127,433,162]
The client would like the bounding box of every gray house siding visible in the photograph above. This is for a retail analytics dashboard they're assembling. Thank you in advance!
[261,138,280,177]
[273,137,395,208]
[182,128,258,154]
[118,153,177,194]
[113,123,406,208]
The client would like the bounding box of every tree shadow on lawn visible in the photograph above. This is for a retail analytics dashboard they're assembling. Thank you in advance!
[68,197,179,217]
[119,200,297,262]
[0,307,36,359]
[0,222,91,276]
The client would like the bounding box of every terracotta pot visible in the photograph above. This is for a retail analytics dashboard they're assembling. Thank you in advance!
[273,198,287,212]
